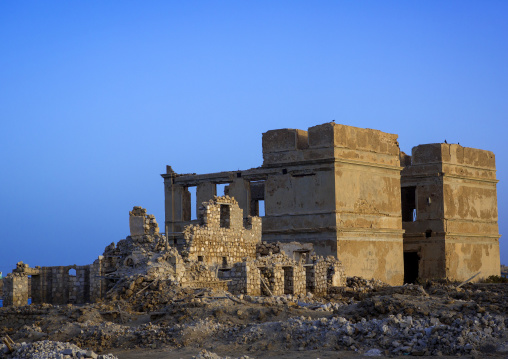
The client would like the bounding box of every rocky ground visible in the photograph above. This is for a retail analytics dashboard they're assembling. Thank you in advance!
[1,278,508,359]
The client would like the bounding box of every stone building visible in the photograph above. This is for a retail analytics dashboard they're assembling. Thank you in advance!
[400,143,500,283]
[162,122,500,284]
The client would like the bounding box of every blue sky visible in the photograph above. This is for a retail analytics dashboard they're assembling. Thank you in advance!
[1,1,507,275]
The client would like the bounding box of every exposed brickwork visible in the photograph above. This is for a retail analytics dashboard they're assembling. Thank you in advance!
[182,196,261,266]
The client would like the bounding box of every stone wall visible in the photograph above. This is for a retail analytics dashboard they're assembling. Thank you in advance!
[4,258,105,307]
[90,256,106,302]
[284,265,306,295]
[219,261,262,296]
[182,196,262,266]
[3,273,29,307]
[31,267,51,304]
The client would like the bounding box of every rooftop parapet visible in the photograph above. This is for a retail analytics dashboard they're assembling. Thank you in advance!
[308,123,399,155]
[262,122,400,166]
[411,143,496,169]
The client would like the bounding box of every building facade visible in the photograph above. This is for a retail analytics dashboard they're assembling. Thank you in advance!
[162,122,501,285]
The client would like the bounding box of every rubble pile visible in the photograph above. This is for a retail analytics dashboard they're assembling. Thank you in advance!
[275,312,506,355]
[255,242,280,256]
[192,350,253,359]
[346,276,389,291]
[0,340,118,359]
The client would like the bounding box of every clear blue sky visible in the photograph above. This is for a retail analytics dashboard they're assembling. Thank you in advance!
[1,1,507,275]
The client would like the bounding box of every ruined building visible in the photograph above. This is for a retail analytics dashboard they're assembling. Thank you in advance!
[3,198,343,306]
[162,122,500,285]
[401,143,500,282]
[2,122,499,307]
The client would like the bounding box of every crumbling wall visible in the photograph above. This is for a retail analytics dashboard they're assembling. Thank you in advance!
[259,265,284,296]
[255,254,306,296]
[3,273,29,307]
[89,257,106,302]
[283,265,306,295]
[182,196,261,266]
[9,262,97,306]
[185,263,228,291]
[31,267,51,304]
[130,206,160,237]
[220,261,261,296]
[306,256,345,295]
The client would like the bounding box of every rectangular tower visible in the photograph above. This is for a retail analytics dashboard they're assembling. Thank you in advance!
[401,143,500,281]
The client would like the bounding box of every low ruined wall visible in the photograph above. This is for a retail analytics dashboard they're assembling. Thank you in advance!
[31,265,93,305]
[4,257,106,307]
[219,261,261,296]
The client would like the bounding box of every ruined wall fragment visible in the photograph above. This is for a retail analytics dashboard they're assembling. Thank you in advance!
[182,196,261,266]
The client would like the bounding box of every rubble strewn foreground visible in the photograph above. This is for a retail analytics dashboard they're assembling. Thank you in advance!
[1,279,508,358]
[2,205,507,358]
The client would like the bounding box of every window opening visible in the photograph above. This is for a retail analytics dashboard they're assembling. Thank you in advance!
[259,200,265,216]
[68,268,76,276]
[250,181,265,217]
[216,183,227,196]
[198,256,203,262]
[188,186,197,220]
[251,200,259,216]
[401,186,417,222]
[425,229,432,238]
[220,204,230,228]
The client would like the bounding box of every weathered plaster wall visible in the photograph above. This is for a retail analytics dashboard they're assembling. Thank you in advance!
[319,123,404,285]
[402,143,500,281]
[262,165,338,255]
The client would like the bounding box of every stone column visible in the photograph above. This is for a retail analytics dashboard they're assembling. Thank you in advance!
[165,181,189,232]
[196,182,217,217]
[227,178,251,218]
[293,265,306,295]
